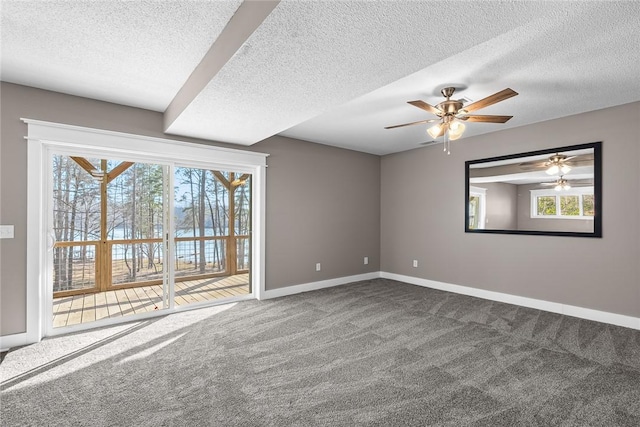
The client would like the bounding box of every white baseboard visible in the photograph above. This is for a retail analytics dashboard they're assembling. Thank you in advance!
[261,272,381,300]
[381,272,640,330]
[0,333,28,352]
[3,271,636,352]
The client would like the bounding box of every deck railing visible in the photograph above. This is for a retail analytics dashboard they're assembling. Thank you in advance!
[53,235,250,297]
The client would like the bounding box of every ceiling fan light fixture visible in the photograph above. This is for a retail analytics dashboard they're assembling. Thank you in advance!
[561,164,572,175]
[448,121,466,140]
[427,123,443,139]
[546,165,559,175]
[553,176,571,191]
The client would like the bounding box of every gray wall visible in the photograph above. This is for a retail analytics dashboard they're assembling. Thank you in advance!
[0,83,380,335]
[253,136,380,289]
[381,101,640,318]
[481,182,517,230]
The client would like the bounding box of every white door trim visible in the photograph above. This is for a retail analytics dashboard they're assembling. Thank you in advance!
[23,119,268,343]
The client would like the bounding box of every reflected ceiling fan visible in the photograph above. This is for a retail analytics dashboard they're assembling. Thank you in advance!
[385,86,518,154]
[520,153,594,175]
[541,175,594,191]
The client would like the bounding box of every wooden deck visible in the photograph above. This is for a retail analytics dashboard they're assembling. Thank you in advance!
[52,274,250,328]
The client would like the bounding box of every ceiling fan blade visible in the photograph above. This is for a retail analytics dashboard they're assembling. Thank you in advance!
[566,160,595,168]
[566,153,594,163]
[519,163,547,170]
[461,88,518,113]
[520,153,595,169]
[520,165,549,172]
[407,100,442,116]
[384,118,439,129]
[461,115,513,123]
[570,181,595,187]
[541,179,594,187]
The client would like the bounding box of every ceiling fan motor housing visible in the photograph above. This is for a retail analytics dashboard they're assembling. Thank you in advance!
[437,100,464,116]
[437,87,463,116]
[549,154,567,163]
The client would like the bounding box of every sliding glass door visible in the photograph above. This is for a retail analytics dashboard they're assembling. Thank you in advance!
[172,166,251,308]
[50,155,252,330]
[51,155,170,327]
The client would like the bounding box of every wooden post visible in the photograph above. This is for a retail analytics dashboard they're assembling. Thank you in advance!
[210,170,251,277]
[99,159,109,291]
[228,173,237,276]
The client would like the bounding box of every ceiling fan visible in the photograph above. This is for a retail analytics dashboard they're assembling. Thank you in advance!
[540,175,594,191]
[385,86,518,154]
[520,153,594,175]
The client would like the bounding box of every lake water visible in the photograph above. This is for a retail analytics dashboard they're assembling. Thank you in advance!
[63,228,248,261]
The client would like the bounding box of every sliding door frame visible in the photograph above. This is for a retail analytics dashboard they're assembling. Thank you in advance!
[24,119,268,342]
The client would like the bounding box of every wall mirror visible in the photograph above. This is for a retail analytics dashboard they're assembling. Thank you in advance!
[465,142,602,237]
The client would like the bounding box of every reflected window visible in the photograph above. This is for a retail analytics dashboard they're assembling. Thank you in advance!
[530,188,594,219]
[468,186,486,230]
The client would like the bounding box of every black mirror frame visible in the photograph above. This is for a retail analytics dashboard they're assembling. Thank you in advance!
[465,141,602,238]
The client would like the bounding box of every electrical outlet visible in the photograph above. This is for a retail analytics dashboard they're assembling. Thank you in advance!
[316,263,321,271]
[412,259,418,268]
[0,225,14,239]
[364,256,369,265]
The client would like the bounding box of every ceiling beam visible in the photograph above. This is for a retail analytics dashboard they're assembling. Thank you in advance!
[164,0,280,132]
[70,156,98,176]
[106,161,135,183]
[212,170,230,190]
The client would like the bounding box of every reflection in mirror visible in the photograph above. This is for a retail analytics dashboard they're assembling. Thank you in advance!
[465,142,602,237]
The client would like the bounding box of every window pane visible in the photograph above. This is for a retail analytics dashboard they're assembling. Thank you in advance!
[52,155,102,242]
[234,176,251,236]
[560,196,580,216]
[108,162,164,241]
[52,243,97,292]
[174,168,228,238]
[469,196,479,229]
[174,239,226,277]
[537,196,556,215]
[107,161,165,286]
[237,237,250,270]
[111,242,164,285]
[583,194,595,216]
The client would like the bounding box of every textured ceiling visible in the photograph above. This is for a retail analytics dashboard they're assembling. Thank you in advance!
[0,0,243,111]
[165,0,540,144]
[2,1,639,155]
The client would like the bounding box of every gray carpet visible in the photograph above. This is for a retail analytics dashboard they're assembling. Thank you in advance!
[1,278,639,426]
